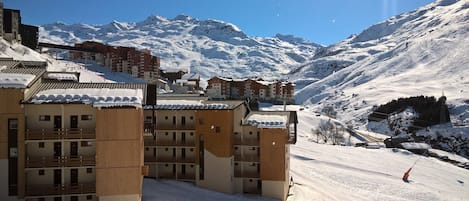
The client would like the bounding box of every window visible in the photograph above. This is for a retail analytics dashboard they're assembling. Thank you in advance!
[215,126,221,133]
[234,147,238,150]
[190,132,194,136]
[38,169,44,175]
[38,198,45,201]
[249,131,252,135]
[165,148,169,151]
[87,168,93,173]
[165,116,168,120]
[81,115,92,120]
[71,196,78,201]
[38,142,44,148]
[145,147,149,151]
[86,195,93,200]
[190,116,193,120]
[165,132,168,136]
[39,115,50,121]
[190,148,194,152]
[199,117,204,125]
[181,116,186,125]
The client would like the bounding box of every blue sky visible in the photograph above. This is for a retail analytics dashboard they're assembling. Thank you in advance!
[4,0,433,45]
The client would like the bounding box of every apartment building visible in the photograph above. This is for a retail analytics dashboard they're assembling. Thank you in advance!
[1,60,296,201]
[143,96,297,200]
[207,77,295,104]
[0,64,147,201]
[0,3,39,49]
[71,41,160,83]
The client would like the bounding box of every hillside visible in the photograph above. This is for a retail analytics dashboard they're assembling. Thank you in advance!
[39,15,321,82]
[292,0,469,129]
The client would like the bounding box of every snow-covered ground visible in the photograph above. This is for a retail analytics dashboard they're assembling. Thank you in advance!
[142,105,469,201]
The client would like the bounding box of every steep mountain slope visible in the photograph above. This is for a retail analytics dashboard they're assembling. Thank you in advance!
[293,0,469,127]
[39,15,321,81]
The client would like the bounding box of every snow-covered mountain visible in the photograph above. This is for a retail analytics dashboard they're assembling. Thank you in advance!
[39,15,321,81]
[39,0,468,135]
[292,0,469,128]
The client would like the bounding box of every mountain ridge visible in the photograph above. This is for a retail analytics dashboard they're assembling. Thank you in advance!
[39,15,322,83]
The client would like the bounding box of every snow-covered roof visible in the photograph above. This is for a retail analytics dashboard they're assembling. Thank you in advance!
[150,99,230,110]
[0,73,36,88]
[400,142,431,150]
[246,114,288,128]
[45,73,78,81]
[181,73,200,80]
[30,88,143,108]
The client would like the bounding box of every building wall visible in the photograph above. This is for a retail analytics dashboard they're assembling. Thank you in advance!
[259,128,289,200]
[262,180,288,201]
[196,150,234,194]
[95,108,143,200]
[195,109,236,193]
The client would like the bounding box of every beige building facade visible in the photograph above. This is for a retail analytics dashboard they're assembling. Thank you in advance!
[144,98,297,200]
[0,67,147,201]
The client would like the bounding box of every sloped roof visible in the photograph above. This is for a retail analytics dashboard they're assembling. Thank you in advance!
[30,88,143,108]
[145,99,244,110]
[0,73,36,88]
[25,82,147,104]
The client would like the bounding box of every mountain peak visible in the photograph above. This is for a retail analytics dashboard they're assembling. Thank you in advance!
[172,14,195,22]
[140,15,169,25]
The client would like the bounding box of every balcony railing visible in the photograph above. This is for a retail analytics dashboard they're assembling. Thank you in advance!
[234,154,260,162]
[25,156,96,168]
[177,173,196,181]
[25,128,95,140]
[157,125,195,130]
[145,156,196,164]
[234,138,259,146]
[25,183,95,196]
[144,123,154,136]
[144,140,195,147]
[234,170,260,178]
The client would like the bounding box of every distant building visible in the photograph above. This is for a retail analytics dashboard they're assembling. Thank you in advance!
[2,8,21,42]
[71,41,160,82]
[207,77,295,104]
[0,3,39,49]
[19,24,38,49]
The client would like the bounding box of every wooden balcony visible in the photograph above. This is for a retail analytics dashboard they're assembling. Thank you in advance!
[157,125,195,130]
[234,170,260,178]
[144,140,195,147]
[177,173,196,181]
[144,123,154,136]
[234,138,259,146]
[234,154,260,162]
[25,128,95,141]
[145,156,195,164]
[25,183,95,197]
[25,156,95,168]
